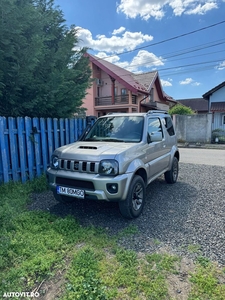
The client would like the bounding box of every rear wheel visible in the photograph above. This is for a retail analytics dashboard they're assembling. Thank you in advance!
[164,157,179,184]
[119,175,146,219]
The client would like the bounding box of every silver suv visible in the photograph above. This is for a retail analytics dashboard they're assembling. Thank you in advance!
[47,111,179,219]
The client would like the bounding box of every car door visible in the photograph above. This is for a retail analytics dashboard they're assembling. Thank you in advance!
[146,117,170,178]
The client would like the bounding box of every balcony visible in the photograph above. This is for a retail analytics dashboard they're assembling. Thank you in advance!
[95,95,137,106]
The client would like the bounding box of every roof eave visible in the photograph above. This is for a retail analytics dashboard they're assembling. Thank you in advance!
[202,81,225,99]
[87,54,139,94]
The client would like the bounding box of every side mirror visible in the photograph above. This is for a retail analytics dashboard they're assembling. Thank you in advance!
[147,131,162,143]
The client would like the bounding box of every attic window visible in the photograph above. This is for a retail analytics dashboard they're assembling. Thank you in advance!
[149,88,154,101]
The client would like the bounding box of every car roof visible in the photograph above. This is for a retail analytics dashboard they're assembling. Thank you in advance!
[100,110,168,118]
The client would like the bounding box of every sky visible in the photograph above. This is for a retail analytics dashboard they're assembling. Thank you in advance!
[54,0,225,100]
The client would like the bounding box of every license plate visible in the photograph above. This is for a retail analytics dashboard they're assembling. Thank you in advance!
[57,186,85,199]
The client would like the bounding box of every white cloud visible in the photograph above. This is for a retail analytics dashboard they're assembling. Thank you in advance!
[130,50,164,68]
[94,50,164,73]
[179,78,193,85]
[117,0,219,20]
[117,0,166,20]
[215,60,225,70]
[75,27,153,54]
[192,81,201,86]
[161,79,173,86]
[179,78,201,86]
[185,2,218,15]
[112,27,126,35]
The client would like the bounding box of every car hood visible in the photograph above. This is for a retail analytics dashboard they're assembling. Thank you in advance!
[54,141,139,161]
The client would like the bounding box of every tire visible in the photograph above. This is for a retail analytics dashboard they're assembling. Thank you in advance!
[119,175,146,219]
[53,190,74,203]
[164,156,179,184]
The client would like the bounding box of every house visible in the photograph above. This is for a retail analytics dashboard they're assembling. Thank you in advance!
[202,81,225,130]
[82,53,176,117]
[176,98,208,114]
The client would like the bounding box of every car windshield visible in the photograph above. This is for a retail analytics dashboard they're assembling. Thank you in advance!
[84,116,144,143]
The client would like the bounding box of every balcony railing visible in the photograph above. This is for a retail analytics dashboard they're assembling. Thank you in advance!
[95,95,137,106]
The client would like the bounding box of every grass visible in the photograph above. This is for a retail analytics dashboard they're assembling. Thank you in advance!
[0,176,225,299]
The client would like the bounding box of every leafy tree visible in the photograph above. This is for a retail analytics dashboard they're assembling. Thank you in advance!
[0,0,92,118]
[169,104,195,115]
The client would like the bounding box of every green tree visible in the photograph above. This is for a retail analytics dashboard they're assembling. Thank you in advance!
[169,104,195,115]
[0,0,92,118]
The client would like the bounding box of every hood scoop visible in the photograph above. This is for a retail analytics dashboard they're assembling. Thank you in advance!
[78,145,97,150]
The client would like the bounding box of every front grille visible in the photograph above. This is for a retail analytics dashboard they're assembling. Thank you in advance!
[59,159,99,173]
[56,177,95,190]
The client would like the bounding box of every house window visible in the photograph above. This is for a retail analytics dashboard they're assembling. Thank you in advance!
[149,88,154,101]
[114,87,118,96]
[222,115,225,125]
[121,88,127,102]
[121,88,127,95]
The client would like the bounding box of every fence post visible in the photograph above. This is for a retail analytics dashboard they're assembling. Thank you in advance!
[17,117,27,183]
[0,117,9,183]
[25,117,34,181]
[32,118,41,177]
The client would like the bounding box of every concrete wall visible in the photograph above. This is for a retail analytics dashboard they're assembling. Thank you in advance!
[173,114,212,143]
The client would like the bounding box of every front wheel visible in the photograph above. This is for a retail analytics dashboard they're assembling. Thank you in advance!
[119,175,146,219]
[164,157,179,184]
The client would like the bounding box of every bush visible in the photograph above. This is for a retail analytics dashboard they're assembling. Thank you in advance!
[169,104,195,115]
[212,129,225,144]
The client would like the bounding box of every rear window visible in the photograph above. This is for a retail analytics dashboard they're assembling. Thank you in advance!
[164,117,175,136]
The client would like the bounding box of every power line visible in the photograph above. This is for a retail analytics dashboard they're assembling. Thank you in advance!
[160,63,222,78]
[96,51,225,83]
[88,20,225,86]
[96,58,224,87]
[93,20,225,60]
[117,39,225,70]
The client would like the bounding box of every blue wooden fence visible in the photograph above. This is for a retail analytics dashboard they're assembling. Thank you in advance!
[0,116,89,184]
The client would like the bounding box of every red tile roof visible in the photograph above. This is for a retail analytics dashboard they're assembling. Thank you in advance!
[86,53,175,103]
[210,102,225,112]
[177,98,208,112]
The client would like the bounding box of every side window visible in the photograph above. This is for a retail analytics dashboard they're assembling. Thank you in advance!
[147,118,163,143]
[164,117,175,136]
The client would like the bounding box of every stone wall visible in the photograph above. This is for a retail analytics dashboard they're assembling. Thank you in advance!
[173,114,212,143]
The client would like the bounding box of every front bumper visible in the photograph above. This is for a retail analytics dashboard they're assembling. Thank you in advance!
[46,168,133,201]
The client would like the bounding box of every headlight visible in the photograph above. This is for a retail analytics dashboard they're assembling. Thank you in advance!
[99,160,119,176]
[51,155,59,169]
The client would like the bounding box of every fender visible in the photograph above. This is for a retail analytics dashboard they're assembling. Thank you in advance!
[169,145,180,169]
[125,158,149,178]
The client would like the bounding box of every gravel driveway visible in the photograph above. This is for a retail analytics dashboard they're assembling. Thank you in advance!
[30,161,225,266]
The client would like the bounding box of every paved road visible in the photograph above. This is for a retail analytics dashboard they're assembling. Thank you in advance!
[179,148,225,166]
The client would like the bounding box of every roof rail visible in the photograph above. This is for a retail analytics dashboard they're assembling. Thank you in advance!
[106,112,121,115]
[147,110,168,114]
